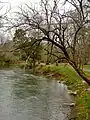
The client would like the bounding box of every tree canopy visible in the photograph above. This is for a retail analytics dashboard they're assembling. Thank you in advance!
[12,0,90,85]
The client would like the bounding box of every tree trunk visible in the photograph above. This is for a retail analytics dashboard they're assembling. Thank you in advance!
[69,61,90,86]
[75,68,90,85]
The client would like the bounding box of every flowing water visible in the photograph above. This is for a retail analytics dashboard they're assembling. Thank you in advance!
[0,68,73,120]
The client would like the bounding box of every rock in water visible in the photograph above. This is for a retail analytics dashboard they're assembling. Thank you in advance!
[68,90,77,96]
[63,102,76,107]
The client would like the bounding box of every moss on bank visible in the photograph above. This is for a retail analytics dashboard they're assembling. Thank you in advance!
[37,64,90,120]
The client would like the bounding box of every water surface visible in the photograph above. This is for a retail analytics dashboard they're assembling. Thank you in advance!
[0,69,73,120]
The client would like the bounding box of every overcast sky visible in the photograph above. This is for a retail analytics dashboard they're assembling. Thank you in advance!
[0,0,40,41]
[0,0,71,14]
[0,0,71,40]
[2,0,39,7]
[0,0,40,16]
[1,0,39,9]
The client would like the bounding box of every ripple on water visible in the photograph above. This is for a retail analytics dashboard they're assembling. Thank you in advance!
[0,69,72,120]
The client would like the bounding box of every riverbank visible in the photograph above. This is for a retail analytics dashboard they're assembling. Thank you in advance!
[0,62,90,119]
[36,63,90,120]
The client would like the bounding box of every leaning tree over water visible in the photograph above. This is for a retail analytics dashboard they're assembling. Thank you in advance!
[13,0,90,85]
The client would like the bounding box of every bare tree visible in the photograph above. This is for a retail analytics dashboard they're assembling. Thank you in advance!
[15,0,90,85]
[0,1,11,43]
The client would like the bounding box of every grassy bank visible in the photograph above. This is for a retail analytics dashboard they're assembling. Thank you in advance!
[38,64,90,120]
[1,61,90,119]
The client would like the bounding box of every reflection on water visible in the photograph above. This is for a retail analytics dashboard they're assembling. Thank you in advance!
[0,68,73,120]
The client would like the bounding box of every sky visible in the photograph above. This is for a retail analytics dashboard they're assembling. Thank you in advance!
[1,0,39,10]
[1,0,39,6]
[0,0,71,14]
[0,0,40,41]
[0,0,40,17]
[0,0,71,41]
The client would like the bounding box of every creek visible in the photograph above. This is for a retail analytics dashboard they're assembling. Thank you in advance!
[0,68,73,120]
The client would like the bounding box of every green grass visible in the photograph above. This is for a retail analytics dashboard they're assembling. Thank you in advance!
[84,64,90,69]
[41,64,82,86]
[39,64,90,120]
